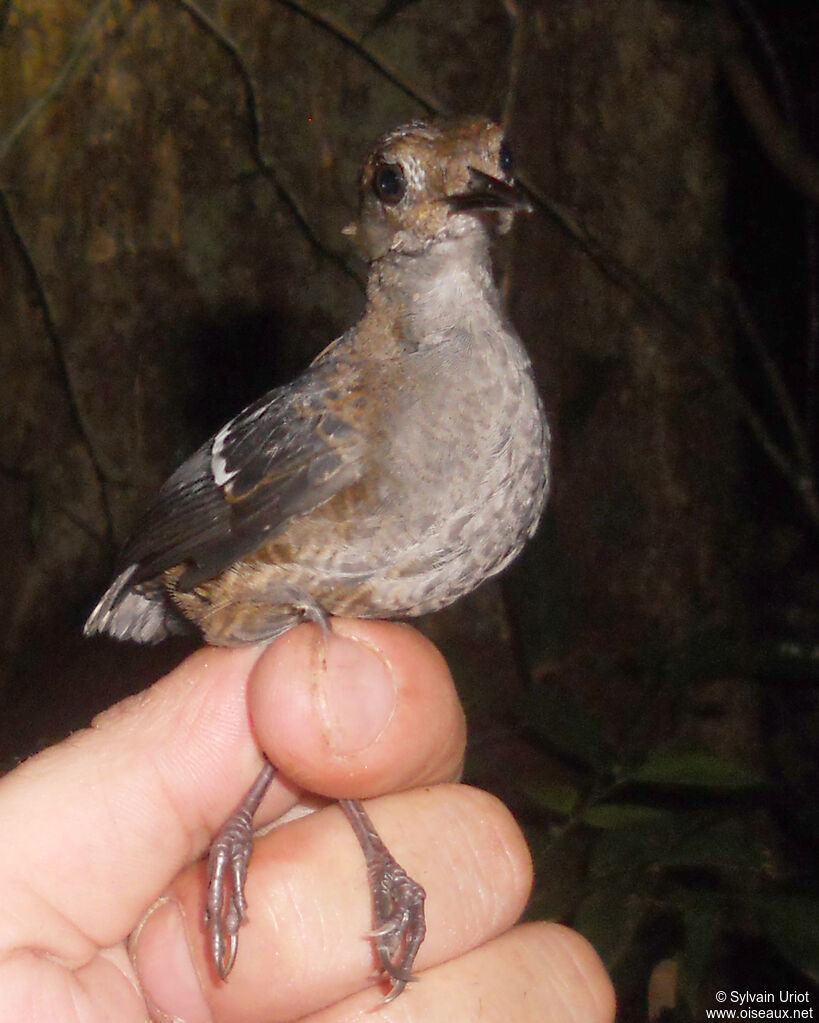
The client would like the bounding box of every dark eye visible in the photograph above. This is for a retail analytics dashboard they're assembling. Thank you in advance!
[499,140,513,176]
[372,161,406,204]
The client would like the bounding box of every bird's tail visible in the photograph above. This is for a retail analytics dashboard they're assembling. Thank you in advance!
[84,565,188,644]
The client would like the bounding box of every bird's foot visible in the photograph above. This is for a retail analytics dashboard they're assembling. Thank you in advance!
[205,761,276,979]
[339,798,427,1002]
[370,857,427,1001]
[205,812,253,978]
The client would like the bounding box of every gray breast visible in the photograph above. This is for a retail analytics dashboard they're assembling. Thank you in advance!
[334,319,550,617]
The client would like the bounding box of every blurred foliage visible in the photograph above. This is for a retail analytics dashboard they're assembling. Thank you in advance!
[511,647,819,1019]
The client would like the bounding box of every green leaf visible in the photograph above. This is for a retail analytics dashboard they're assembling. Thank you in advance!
[664,817,766,872]
[588,819,680,878]
[520,686,609,769]
[589,813,765,879]
[523,782,580,817]
[626,750,763,790]
[582,802,678,830]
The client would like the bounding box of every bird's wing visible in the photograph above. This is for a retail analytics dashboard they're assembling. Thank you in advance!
[119,356,367,590]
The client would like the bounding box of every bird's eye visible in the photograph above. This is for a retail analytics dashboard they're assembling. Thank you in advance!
[372,161,407,205]
[499,140,514,176]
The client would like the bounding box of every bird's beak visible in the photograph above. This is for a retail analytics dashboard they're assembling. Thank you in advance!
[446,167,533,214]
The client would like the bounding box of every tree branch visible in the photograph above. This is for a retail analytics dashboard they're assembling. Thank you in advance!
[500,0,526,132]
[0,0,111,171]
[175,0,364,290]
[718,10,819,205]
[273,0,445,116]
[0,189,115,545]
[728,279,813,474]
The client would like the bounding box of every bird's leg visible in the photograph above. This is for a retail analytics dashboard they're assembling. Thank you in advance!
[206,759,276,978]
[203,611,326,978]
[339,797,426,1002]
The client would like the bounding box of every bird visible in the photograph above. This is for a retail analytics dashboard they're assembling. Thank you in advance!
[85,114,550,1000]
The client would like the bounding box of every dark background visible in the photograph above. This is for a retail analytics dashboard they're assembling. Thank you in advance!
[1,0,817,1018]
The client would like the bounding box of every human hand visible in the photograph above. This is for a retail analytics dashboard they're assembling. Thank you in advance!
[0,619,614,1022]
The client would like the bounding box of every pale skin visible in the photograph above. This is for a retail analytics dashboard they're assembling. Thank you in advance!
[0,620,615,1023]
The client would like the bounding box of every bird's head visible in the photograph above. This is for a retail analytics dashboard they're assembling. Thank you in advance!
[346,115,532,261]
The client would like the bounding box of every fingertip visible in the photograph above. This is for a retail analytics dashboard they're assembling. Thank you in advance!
[528,922,617,1022]
[464,787,534,912]
[131,897,212,1023]
[248,619,465,798]
[255,621,399,758]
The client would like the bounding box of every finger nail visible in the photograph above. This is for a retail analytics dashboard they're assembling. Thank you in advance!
[315,629,397,754]
[131,897,212,1023]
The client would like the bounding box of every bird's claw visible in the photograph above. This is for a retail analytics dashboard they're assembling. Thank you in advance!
[339,798,427,1002]
[203,761,276,979]
[371,859,427,1002]
[205,814,254,979]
